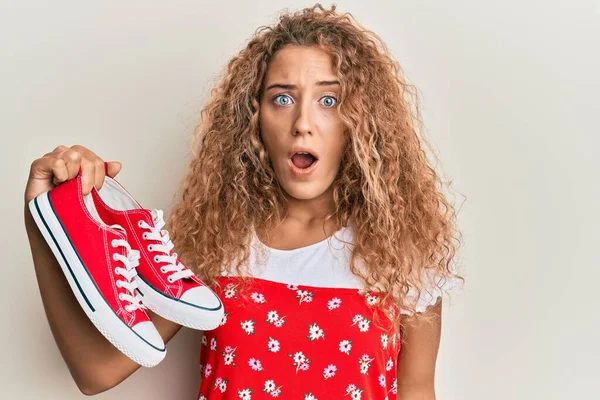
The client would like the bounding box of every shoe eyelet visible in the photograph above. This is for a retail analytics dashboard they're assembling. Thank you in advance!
[147,245,153,251]
[112,254,119,261]
[111,239,117,248]
[142,233,147,240]
[138,220,143,228]
[114,267,121,275]
[154,256,160,263]
[118,293,125,301]
[160,266,166,273]
[167,277,174,283]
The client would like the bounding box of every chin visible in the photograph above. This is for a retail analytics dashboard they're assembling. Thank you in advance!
[285,190,321,201]
[280,182,328,201]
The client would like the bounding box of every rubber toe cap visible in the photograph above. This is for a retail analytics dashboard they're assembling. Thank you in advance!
[132,321,165,351]
[180,286,223,311]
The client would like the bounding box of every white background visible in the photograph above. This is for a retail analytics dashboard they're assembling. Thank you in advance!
[1,0,598,399]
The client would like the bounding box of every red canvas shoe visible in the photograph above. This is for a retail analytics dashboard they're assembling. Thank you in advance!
[28,173,166,367]
[89,166,224,330]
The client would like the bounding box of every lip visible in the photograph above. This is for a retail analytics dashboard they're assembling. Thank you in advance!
[288,158,319,177]
[288,146,319,160]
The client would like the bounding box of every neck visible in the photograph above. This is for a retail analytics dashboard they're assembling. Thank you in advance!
[282,186,336,225]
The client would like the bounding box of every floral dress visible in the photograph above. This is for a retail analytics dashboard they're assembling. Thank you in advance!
[197,222,457,399]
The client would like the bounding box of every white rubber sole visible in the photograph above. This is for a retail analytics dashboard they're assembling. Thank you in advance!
[136,276,224,331]
[28,192,166,367]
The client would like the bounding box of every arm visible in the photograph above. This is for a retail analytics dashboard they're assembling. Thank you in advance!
[25,203,183,395]
[396,298,443,400]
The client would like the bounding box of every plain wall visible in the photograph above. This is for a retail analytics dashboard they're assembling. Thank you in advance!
[1,0,598,399]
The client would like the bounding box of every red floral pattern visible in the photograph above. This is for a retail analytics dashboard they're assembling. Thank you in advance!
[198,276,401,399]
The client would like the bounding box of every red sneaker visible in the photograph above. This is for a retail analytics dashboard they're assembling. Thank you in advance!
[89,167,224,330]
[28,173,166,367]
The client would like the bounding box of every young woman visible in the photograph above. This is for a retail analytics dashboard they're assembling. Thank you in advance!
[24,4,462,399]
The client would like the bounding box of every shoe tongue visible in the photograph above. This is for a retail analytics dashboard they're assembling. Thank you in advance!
[150,209,159,224]
[127,208,155,226]
[109,224,126,233]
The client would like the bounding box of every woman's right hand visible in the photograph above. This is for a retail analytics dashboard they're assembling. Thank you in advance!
[24,144,122,204]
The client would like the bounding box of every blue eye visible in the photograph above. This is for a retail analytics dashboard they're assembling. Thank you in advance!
[273,94,293,106]
[320,96,337,108]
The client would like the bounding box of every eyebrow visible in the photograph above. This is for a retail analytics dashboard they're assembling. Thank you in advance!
[264,80,341,91]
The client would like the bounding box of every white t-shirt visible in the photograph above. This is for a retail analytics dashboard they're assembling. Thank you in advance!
[223,220,458,315]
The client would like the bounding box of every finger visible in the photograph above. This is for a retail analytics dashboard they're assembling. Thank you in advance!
[105,161,122,178]
[69,145,106,189]
[93,158,105,190]
[79,157,95,196]
[49,158,69,186]
[52,144,69,154]
[70,144,100,162]
[60,148,83,181]
[29,156,68,184]
[44,144,69,160]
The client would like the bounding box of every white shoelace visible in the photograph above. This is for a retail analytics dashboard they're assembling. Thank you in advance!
[138,209,194,283]
[110,228,145,312]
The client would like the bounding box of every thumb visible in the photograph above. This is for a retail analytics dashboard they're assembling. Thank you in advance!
[105,161,122,178]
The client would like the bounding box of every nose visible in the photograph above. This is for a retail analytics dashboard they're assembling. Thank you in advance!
[292,98,313,136]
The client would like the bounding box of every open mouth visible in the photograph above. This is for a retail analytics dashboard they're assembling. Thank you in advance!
[290,151,318,169]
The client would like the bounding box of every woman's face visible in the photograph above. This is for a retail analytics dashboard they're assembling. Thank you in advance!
[259,45,347,203]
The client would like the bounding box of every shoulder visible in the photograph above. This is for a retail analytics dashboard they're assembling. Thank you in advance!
[399,268,461,316]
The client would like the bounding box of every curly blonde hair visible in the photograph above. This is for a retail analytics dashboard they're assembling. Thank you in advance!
[168,3,464,340]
